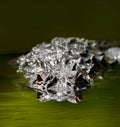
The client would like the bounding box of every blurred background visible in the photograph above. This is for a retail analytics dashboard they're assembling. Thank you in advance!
[0,1,120,127]
[0,0,120,53]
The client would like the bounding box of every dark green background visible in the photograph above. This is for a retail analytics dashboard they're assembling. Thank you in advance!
[0,1,120,127]
[0,0,120,52]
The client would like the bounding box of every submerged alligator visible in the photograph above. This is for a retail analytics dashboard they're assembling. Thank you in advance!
[17,37,120,103]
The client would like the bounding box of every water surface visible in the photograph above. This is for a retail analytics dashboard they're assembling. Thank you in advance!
[0,55,120,127]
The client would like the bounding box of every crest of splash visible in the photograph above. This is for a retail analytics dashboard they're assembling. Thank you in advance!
[17,37,104,103]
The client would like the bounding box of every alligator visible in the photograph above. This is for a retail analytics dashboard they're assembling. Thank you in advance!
[17,37,120,103]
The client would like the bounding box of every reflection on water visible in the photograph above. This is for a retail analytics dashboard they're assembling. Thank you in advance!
[0,55,120,127]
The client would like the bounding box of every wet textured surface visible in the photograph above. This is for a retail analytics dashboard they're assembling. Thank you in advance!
[0,55,120,127]
[16,38,104,103]
[17,38,120,103]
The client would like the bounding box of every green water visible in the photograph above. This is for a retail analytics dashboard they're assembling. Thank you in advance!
[0,0,120,127]
[0,55,120,127]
